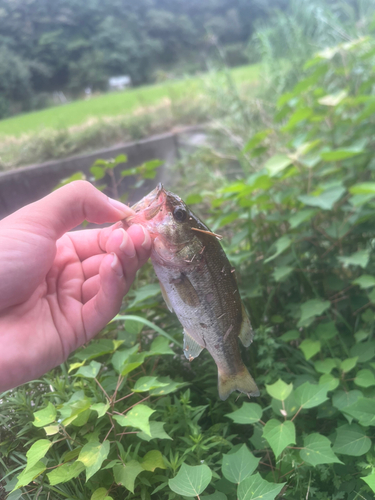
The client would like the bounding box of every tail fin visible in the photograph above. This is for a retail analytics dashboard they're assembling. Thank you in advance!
[218,366,259,401]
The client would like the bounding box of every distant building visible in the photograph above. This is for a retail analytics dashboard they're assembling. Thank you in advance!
[108,76,132,91]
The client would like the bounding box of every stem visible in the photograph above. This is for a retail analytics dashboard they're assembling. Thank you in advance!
[291,406,303,422]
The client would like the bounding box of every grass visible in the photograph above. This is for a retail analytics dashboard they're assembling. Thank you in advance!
[0,64,260,138]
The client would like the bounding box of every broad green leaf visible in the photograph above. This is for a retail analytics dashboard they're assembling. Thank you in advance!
[350,182,375,194]
[47,460,85,486]
[263,420,296,458]
[243,129,272,152]
[265,379,293,401]
[62,398,92,427]
[298,186,346,210]
[355,369,375,388]
[33,402,56,427]
[350,341,375,362]
[343,398,375,426]
[13,461,46,490]
[225,403,263,424]
[113,461,144,493]
[319,374,339,391]
[111,344,140,373]
[90,165,105,180]
[147,336,175,356]
[352,275,375,289]
[355,330,369,342]
[362,474,375,492]
[75,339,120,361]
[300,434,342,466]
[78,440,110,481]
[294,382,329,409]
[315,321,338,341]
[271,392,299,418]
[321,148,364,161]
[141,450,166,471]
[24,439,51,472]
[283,107,312,131]
[120,352,147,376]
[149,377,188,396]
[337,250,370,269]
[76,360,101,379]
[340,357,358,373]
[168,463,212,497]
[299,339,321,360]
[127,283,161,308]
[133,376,170,392]
[264,154,292,177]
[202,493,227,500]
[279,330,299,342]
[91,487,113,500]
[264,236,292,263]
[68,361,85,373]
[314,358,337,374]
[113,404,155,436]
[137,421,172,442]
[273,266,293,282]
[44,425,59,436]
[332,390,363,423]
[222,445,259,484]
[288,209,316,229]
[237,473,285,500]
[333,424,371,456]
[318,90,347,106]
[91,402,110,418]
[298,299,330,327]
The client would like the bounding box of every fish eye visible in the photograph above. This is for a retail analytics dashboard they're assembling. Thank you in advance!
[173,207,187,222]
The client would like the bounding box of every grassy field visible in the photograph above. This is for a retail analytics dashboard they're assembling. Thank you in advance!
[0,64,260,138]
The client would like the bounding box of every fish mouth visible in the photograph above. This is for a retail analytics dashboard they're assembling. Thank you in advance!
[126,183,166,223]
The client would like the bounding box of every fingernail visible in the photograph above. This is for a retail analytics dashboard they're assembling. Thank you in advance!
[139,225,152,249]
[111,253,123,277]
[108,197,134,217]
[119,229,136,258]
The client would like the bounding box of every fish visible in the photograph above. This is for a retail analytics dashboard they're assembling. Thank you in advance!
[125,183,259,400]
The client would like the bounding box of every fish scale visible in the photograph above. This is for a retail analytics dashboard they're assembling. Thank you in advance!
[126,184,259,400]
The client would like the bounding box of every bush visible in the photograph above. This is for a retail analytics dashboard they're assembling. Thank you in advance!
[2,36,375,499]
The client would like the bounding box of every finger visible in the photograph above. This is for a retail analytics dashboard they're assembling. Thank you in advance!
[82,274,101,303]
[82,254,105,280]
[106,228,139,285]
[69,223,122,261]
[12,181,134,241]
[82,253,127,340]
[126,224,152,266]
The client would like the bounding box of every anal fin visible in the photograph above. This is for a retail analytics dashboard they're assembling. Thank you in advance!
[183,329,204,361]
[239,303,254,347]
[159,280,173,312]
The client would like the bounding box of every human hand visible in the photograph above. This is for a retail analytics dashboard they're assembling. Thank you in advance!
[0,181,151,392]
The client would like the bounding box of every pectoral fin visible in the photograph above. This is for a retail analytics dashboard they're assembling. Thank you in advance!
[238,304,254,347]
[183,329,205,361]
[159,281,173,312]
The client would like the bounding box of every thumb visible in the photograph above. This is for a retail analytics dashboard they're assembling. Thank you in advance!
[11,181,133,240]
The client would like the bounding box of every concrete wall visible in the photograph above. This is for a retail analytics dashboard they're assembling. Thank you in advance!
[0,131,180,220]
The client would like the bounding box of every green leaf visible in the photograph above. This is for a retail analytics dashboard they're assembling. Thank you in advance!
[332,390,363,423]
[319,374,339,391]
[225,403,263,424]
[318,90,347,106]
[237,473,285,500]
[273,266,293,282]
[265,379,293,401]
[75,339,120,361]
[147,336,175,356]
[299,339,321,360]
[24,439,51,472]
[314,358,337,374]
[243,129,272,152]
[44,425,59,436]
[141,450,166,471]
[202,493,227,500]
[342,398,375,426]
[33,402,56,427]
[298,186,346,210]
[47,460,85,486]
[133,376,170,392]
[350,182,375,194]
[298,299,330,327]
[352,275,375,289]
[13,461,46,490]
[264,154,292,177]
[321,148,364,161]
[91,487,113,500]
[333,424,371,456]
[300,434,342,466]
[149,377,188,396]
[127,283,161,308]
[350,341,375,362]
[137,421,172,442]
[78,440,110,481]
[222,445,260,484]
[264,236,292,263]
[362,474,375,492]
[91,402,110,418]
[113,404,155,436]
[76,360,101,379]
[279,330,299,342]
[294,382,329,409]
[340,357,358,373]
[168,463,212,497]
[337,249,370,268]
[288,209,316,229]
[113,461,144,493]
[355,369,375,388]
[263,420,296,458]
[185,193,203,205]
[271,392,299,418]
[90,165,105,180]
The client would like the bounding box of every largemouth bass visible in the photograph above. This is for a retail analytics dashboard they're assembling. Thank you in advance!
[126,184,259,400]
